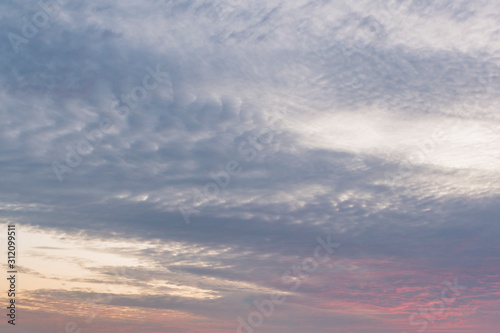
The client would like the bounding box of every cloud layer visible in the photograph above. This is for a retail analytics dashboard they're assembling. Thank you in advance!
[0,0,499,332]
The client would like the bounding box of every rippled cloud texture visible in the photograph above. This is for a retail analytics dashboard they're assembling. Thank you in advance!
[1,0,499,332]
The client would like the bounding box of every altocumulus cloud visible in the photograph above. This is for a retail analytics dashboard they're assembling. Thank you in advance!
[0,0,499,332]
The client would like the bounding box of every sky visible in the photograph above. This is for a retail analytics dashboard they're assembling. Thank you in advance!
[0,0,499,332]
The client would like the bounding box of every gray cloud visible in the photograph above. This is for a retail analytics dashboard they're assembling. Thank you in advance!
[1,0,500,332]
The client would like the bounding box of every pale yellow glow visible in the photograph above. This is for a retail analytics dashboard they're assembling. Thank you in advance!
[0,225,223,300]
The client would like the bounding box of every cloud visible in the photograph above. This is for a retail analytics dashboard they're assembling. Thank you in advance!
[1,0,500,332]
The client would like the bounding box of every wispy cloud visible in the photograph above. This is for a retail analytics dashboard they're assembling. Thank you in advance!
[0,0,499,332]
